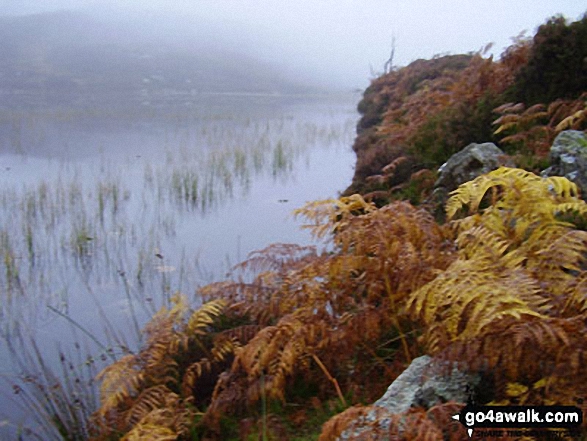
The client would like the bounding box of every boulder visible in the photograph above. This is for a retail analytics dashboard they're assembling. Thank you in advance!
[434,142,513,194]
[541,130,587,197]
[336,355,479,440]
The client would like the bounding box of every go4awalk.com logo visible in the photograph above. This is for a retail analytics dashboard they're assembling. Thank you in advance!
[452,405,583,438]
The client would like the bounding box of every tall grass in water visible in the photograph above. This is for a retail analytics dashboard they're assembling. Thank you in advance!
[2,280,138,439]
[4,335,100,440]
[0,95,358,437]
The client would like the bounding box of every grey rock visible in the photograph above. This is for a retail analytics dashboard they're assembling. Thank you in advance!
[541,130,587,197]
[336,355,479,440]
[434,142,513,194]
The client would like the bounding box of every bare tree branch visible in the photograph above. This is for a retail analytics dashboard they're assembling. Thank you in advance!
[383,35,396,74]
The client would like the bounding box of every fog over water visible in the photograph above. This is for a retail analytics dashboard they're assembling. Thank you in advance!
[2,0,586,90]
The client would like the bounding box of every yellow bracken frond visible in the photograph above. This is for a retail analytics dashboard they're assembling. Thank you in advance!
[446,168,587,250]
[293,194,376,239]
[124,385,178,427]
[545,176,579,199]
[555,108,587,132]
[506,382,529,398]
[408,255,548,352]
[122,406,179,441]
[187,299,226,336]
[122,424,177,441]
[97,354,143,416]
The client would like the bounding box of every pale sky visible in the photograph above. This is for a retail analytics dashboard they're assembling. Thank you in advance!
[3,0,586,89]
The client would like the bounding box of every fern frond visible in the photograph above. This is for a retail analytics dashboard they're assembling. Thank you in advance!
[492,113,519,127]
[210,335,238,361]
[499,133,527,145]
[409,258,547,351]
[217,324,263,346]
[493,121,518,135]
[124,385,178,427]
[525,103,547,114]
[231,243,317,274]
[166,294,189,323]
[523,230,587,300]
[555,201,587,217]
[506,382,529,398]
[181,358,213,399]
[142,294,189,353]
[555,107,587,132]
[561,272,587,315]
[381,155,409,176]
[121,405,184,441]
[121,424,176,441]
[293,194,376,239]
[455,225,511,263]
[493,102,515,114]
[446,170,506,219]
[187,299,226,336]
[446,168,587,238]
[97,354,143,416]
[545,176,579,199]
[437,314,587,393]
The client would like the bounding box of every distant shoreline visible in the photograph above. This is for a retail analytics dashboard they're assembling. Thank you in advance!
[0,89,360,111]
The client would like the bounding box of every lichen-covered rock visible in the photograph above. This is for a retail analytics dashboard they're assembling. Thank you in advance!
[434,142,513,194]
[429,142,514,219]
[336,355,479,440]
[375,356,478,411]
[541,130,587,197]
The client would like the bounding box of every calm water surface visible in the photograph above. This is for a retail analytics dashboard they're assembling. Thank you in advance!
[0,93,358,437]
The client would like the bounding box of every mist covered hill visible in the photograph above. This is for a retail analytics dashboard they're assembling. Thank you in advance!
[0,11,322,109]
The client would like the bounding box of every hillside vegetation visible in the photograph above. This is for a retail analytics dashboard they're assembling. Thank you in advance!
[44,13,587,441]
[346,13,587,205]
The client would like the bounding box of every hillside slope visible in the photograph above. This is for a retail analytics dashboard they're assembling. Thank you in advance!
[0,11,318,109]
[345,13,587,204]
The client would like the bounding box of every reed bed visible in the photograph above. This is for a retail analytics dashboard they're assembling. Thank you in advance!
[0,94,358,438]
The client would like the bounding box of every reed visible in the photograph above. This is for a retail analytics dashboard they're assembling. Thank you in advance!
[0,95,358,437]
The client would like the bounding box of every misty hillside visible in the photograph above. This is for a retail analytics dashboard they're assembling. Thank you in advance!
[0,11,318,109]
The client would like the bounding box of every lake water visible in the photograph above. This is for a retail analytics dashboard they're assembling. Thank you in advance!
[0,93,359,438]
